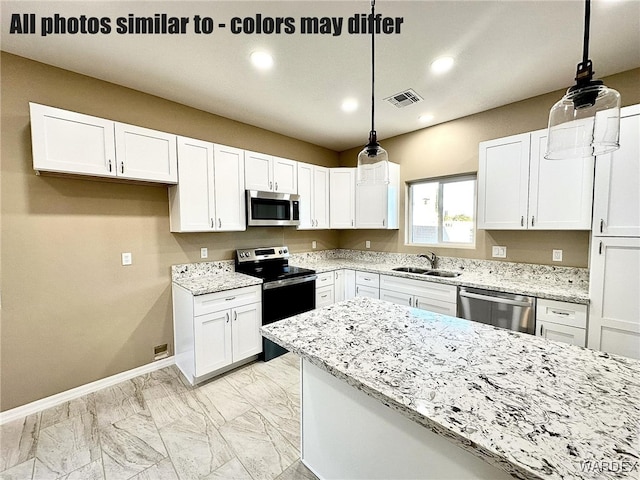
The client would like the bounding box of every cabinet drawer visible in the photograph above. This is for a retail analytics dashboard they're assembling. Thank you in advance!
[415,296,457,316]
[316,271,335,287]
[194,285,261,316]
[356,271,380,288]
[316,285,335,308]
[537,298,587,329]
[356,284,379,299]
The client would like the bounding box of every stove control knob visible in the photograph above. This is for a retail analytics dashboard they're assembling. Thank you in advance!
[283,248,288,254]
[279,249,283,254]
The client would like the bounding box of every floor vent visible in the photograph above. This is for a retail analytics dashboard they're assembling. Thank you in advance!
[385,89,423,108]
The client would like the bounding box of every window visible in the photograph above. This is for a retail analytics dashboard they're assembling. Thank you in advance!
[407,175,476,247]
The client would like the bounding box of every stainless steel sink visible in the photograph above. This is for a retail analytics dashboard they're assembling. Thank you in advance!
[423,270,461,278]
[392,267,462,278]
[392,267,430,274]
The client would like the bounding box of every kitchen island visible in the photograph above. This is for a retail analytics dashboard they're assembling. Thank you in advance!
[261,297,639,480]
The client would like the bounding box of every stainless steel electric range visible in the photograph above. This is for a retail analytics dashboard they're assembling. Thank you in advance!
[235,246,316,361]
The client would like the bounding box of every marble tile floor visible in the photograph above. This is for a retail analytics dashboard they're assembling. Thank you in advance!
[0,353,318,480]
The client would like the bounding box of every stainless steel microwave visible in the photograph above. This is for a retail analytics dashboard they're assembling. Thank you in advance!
[246,190,300,227]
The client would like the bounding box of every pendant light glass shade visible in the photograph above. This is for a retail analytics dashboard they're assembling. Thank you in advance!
[357,131,389,185]
[356,0,390,185]
[545,0,621,160]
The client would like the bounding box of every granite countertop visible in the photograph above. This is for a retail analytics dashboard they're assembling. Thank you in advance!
[289,257,589,304]
[262,297,640,480]
[173,271,262,295]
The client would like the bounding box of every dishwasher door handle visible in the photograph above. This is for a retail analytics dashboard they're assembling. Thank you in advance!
[459,290,533,307]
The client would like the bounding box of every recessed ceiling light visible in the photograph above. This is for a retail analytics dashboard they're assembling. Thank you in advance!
[430,56,454,74]
[418,114,434,123]
[251,51,273,70]
[341,98,358,113]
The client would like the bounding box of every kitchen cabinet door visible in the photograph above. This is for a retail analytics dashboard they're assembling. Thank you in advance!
[355,162,400,229]
[528,129,594,230]
[334,270,345,302]
[588,237,640,360]
[344,270,356,300]
[477,133,530,229]
[316,286,335,308]
[414,295,457,316]
[213,144,246,231]
[245,150,273,191]
[30,102,116,177]
[231,303,262,362]
[297,163,329,229]
[536,320,586,347]
[592,105,640,237]
[272,157,298,194]
[114,122,177,183]
[330,168,356,229]
[194,310,233,376]
[355,284,379,299]
[169,137,216,232]
[380,289,413,307]
[313,166,330,229]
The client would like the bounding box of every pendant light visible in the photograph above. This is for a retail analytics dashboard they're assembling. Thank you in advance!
[545,0,621,160]
[356,0,390,185]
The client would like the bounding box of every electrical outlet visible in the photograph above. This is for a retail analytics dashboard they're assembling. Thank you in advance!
[312,241,317,249]
[200,247,208,259]
[492,246,507,258]
[154,344,168,361]
[552,249,563,262]
[121,252,132,266]
[366,240,371,249]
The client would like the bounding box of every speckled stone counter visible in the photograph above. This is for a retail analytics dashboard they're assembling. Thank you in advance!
[171,260,261,295]
[290,250,589,304]
[262,297,640,480]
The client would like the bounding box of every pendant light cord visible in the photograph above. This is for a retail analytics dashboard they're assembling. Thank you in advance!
[370,0,376,136]
[582,0,590,65]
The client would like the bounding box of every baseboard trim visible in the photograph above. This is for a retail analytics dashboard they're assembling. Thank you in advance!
[0,356,175,425]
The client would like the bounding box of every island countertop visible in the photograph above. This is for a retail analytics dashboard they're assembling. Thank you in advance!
[261,297,640,480]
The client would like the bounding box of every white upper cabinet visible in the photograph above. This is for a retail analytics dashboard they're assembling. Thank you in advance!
[529,129,594,230]
[478,130,594,230]
[477,133,530,229]
[245,151,297,194]
[355,162,400,229]
[213,144,246,231]
[592,105,640,237]
[330,168,356,229]
[114,123,178,183]
[297,162,329,229]
[169,137,245,232]
[30,103,177,184]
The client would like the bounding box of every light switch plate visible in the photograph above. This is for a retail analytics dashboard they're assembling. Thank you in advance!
[122,252,132,266]
[492,246,507,258]
[552,249,563,262]
[312,241,317,249]
[200,247,208,259]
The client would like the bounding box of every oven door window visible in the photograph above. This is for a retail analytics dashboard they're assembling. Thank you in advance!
[251,199,290,221]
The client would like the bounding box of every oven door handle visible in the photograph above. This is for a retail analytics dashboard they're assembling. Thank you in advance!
[263,274,317,290]
[459,290,533,308]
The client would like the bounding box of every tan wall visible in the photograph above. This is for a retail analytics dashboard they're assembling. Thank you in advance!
[339,68,640,268]
[0,52,339,411]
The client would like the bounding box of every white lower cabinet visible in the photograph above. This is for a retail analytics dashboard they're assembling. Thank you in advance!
[535,299,587,347]
[355,272,380,299]
[316,272,335,308]
[344,270,356,300]
[334,270,345,302]
[588,237,640,359]
[379,275,457,316]
[173,284,262,385]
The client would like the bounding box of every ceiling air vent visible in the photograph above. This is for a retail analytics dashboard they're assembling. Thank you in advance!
[385,89,423,108]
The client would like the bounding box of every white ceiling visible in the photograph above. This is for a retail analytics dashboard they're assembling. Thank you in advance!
[2,0,639,152]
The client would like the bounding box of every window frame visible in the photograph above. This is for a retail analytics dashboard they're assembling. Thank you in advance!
[405,173,477,249]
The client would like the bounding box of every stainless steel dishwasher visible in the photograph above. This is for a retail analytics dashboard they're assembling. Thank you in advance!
[457,287,536,334]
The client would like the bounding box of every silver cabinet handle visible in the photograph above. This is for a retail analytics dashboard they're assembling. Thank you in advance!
[531,216,535,227]
[321,294,328,299]
[599,241,603,255]
[225,296,236,301]
[120,161,125,174]
[416,300,420,309]
[351,219,354,227]
[218,218,222,229]
[600,219,604,233]
[356,286,359,294]
[408,297,412,306]
[382,219,385,227]
[108,159,112,172]
[270,181,273,190]
[551,310,570,316]
[459,290,533,307]
[539,324,543,335]
[521,216,524,227]
[226,312,230,323]
[275,182,278,191]
[335,271,338,279]
[211,218,214,228]
[234,311,237,321]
